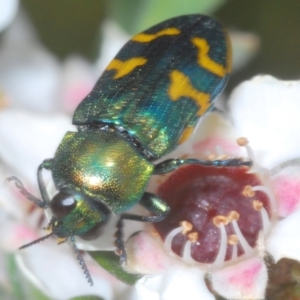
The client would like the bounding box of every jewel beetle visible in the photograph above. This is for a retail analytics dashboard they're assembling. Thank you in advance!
[8,14,252,285]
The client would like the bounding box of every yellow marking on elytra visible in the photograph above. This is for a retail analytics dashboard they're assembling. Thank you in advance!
[191,37,227,77]
[132,28,180,43]
[106,57,147,79]
[169,70,210,116]
[178,126,194,144]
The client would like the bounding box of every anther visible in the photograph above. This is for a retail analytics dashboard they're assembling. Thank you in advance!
[236,137,249,146]
[227,210,240,221]
[208,154,217,160]
[252,200,263,211]
[227,234,239,245]
[188,232,198,243]
[213,215,229,226]
[180,220,193,234]
[242,185,255,197]
[56,237,67,244]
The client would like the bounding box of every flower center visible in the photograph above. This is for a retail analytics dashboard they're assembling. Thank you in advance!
[154,164,273,268]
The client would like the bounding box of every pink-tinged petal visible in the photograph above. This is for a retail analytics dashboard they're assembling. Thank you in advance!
[270,162,300,217]
[266,209,300,262]
[61,56,98,113]
[0,0,19,32]
[211,257,267,299]
[190,112,241,158]
[229,75,300,169]
[0,110,73,184]
[125,231,172,274]
[17,242,126,300]
[131,265,214,300]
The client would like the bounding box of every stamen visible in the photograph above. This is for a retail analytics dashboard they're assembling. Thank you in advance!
[56,237,67,245]
[213,215,229,226]
[180,220,193,235]
[210,223,227,269]
[231,219,253,254]
[227,211,240,221]
[182,240,196,264]
[236,137,255,161]
[164,226,183,255]
[252,200,263,211]
[188,232,198,243]
[232,244,238,260]
[208,153,217,160]
[252,185,276,214]
[227,234,238,245]
[256,230,265,258]
[242,185,255,197]
[260,207,271,236]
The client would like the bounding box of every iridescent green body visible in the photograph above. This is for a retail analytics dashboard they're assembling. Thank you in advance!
[51,129,154,213]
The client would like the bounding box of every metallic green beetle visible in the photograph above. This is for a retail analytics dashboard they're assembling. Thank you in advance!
[8,15,251,285]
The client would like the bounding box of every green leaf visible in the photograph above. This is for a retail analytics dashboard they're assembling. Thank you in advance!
[6,253,50,300]
[88,251,142,285]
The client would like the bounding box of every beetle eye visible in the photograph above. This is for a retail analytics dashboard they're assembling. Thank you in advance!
[50,192,76,218]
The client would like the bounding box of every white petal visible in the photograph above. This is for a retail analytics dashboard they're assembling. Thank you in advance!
[211,257,267,299]
[124,231,172,274]
[189,112,242,157]
[0,12,61,112]
[17,242,119,300]
[229,75,300,169]
[0,110,73,184]
[0,0,19,32]
[266,209,300,262]
[130,264,214,300]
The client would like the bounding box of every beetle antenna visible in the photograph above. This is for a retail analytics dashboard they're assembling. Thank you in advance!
[19,232,54,250]
[70,236,93,286]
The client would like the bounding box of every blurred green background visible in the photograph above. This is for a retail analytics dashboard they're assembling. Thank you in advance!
[20,0,300,92]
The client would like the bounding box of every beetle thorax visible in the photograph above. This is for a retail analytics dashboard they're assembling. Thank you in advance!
[51,128,154,213]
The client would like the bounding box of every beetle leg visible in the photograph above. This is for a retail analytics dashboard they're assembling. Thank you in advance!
[7,159,53,208]
[36,159,53,207]
[7,176,47,208]
[153,157,253,174]
[115,192,170,263]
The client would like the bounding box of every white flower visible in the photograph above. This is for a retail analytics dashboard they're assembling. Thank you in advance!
[121,75,300,300]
